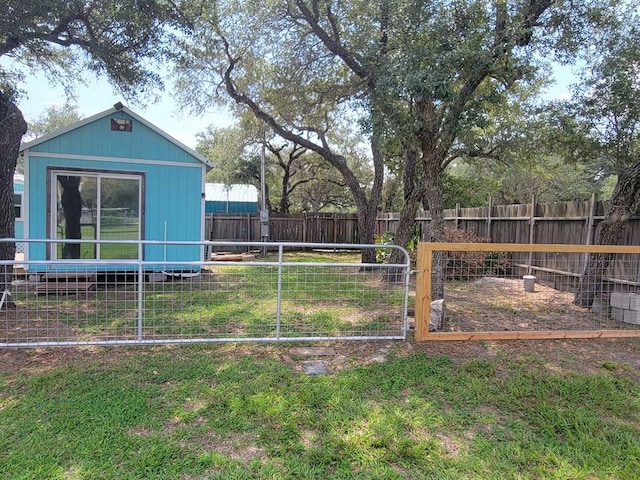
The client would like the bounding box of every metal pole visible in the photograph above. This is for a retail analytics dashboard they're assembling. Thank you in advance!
[260,137,268,256]
[261,140,267,213]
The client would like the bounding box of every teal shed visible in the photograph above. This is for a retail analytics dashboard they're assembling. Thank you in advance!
[18,104,213,273]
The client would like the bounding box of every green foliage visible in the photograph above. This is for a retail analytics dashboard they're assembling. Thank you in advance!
[27,100,83,138]
[1,0,186,100]
[443,228,511,280]
[375,231,395,263]
[197,121,360,213]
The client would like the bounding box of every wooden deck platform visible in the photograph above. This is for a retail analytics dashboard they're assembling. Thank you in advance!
[35,272,98,295]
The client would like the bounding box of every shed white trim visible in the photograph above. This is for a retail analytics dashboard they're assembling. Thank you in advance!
[27,151,205,169]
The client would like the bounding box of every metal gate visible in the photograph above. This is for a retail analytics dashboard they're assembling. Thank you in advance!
[1,240,410,347]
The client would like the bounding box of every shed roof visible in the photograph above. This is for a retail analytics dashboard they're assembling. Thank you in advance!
[205,183,259,203]
[19,104,214,169]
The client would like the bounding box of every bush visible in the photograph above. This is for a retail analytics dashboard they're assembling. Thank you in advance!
[375,231,394,263]
[443,228,510,280]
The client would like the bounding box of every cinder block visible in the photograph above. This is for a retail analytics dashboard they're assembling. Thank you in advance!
[611,307,625,322]
[628,294,640,311]
[623,309,640,325]
[610,292,632,309]
[147,273,167,283]
[591,298,610,317]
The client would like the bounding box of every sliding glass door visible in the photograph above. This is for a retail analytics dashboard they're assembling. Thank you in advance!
[51,170,142,260]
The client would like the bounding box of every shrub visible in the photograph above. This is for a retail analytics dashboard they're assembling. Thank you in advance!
[375,231,394,263]
[443,228,510,280]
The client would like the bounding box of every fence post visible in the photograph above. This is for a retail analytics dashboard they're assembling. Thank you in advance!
[302,212,307,244]
[485,197,493,239]
[414,242,433,341]
[246,213,251,245]
[528,194,537,274]
[582,193,597,270]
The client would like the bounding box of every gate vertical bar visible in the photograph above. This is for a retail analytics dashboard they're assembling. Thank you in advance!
[275,244,284,339]
[401,254,411,339]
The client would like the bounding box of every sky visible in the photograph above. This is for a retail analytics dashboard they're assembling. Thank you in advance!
[15,74,232,149]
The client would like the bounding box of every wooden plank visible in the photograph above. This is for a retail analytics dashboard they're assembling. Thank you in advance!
[423,242,640,254]
[418,330,640,341]
[42,272,96,281]
[36,282,96,295]
[209,253,256,262]
[414,242,432,341]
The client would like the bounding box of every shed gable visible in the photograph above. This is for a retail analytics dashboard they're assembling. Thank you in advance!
[27,111,202,165]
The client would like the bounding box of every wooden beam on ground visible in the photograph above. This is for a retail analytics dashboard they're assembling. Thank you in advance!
[35,282,96,295]
[419,330,640,340]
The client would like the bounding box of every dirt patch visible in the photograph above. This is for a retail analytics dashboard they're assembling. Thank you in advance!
[1,337,639,385]
[412,337,640,382]
[443,277,635,332]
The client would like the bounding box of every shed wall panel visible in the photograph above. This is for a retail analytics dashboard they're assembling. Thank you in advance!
[29,112,201,165]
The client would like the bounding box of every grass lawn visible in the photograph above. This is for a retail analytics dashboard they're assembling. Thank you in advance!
[1,339,639,479]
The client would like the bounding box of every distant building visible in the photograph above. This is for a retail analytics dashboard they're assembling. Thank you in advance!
[205,183,259,214]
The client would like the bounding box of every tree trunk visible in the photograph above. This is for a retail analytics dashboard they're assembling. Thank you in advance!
[358,201,378,264]
[280,164,291,214]
[58,175,83,259]
[574,160,640,307]
[423,164,446,300]
[386,185,424,264]
[0,93,28,309]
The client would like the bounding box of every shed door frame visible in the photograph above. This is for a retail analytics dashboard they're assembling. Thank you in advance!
[48,167,145,260]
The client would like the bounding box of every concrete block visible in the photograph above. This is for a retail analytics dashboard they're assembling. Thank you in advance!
[429,299,445,331]
[611,307,625,322]
[147,273,167,283]
[610,292,632,309]
[623,309,640,325]
[302,361,327,376]
[628,294,640,311]
[591,298,610,317]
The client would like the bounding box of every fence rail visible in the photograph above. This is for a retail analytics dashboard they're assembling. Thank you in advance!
[415,242,640,341]
[1,239,410,348]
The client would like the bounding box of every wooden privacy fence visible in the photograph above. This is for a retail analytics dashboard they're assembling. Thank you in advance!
[206,195,640,248]
[205,212,360,247]
[414,242,640,341]
[381,194,640,246]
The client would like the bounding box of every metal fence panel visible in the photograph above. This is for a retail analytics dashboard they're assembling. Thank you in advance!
[1,240,410,347]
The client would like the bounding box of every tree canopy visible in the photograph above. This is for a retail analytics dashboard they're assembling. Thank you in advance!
[0,0,187,303]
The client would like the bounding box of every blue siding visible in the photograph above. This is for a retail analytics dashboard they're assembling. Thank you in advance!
[205,201,258,214]
[30,111,201,165]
